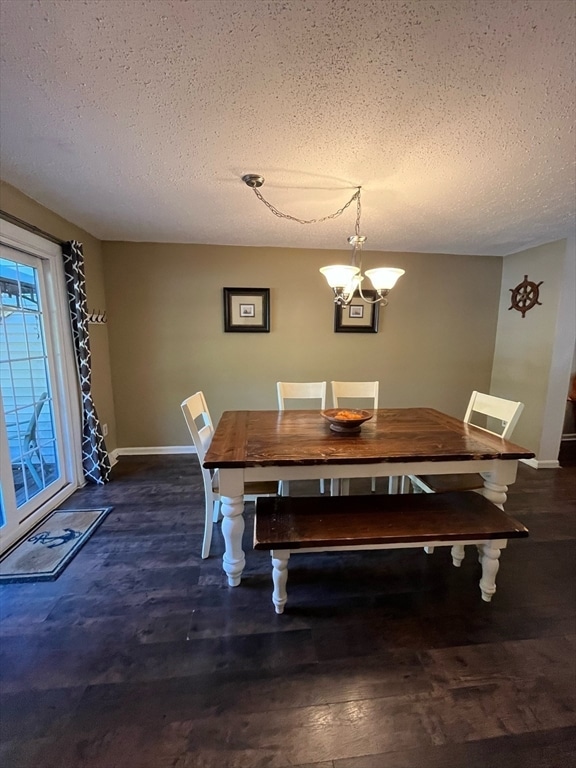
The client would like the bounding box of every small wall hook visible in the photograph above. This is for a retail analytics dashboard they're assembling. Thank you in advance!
[87,309,107,324]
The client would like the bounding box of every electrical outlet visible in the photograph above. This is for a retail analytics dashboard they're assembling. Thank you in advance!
[102,423,108,436]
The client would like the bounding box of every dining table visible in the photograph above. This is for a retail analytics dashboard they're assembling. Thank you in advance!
[203,407,535,586]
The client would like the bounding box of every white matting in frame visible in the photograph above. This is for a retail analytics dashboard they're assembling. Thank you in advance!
[223,287,270,332]
[334,290,379,333]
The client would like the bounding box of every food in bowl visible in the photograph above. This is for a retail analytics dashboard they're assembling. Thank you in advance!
[321,408,373,433]
[334,409,363,420]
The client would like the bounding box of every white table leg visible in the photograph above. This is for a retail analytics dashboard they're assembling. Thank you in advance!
[271,550,290,614]
[481,477,508,509]
[220,493,245,587]
[478,541,502,601]
[388,476,399,494]
[480,461,517,509]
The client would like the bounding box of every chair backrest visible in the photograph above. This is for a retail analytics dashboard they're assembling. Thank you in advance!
[181,391,214,461]
[277,381,327,410]
[464,391,524,440]
[331,381,379,409]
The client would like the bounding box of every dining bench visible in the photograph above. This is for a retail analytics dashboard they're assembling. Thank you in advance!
[254,492,529,613]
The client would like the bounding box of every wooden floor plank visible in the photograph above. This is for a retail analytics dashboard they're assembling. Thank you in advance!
[0,455,574,767]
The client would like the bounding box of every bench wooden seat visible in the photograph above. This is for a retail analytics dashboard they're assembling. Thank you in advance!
[254,492,529,613]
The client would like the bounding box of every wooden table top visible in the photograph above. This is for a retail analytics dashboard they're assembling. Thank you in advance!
[203,408,535,469]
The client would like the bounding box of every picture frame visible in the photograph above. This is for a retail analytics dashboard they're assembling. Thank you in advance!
[334,290,379,333]
[223,287,270,332]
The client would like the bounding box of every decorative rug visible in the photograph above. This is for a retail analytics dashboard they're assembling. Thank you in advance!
[0,507,113,583]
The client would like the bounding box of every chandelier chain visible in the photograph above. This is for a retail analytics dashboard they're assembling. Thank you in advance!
[250,185,361,226]
[242,173,403,306]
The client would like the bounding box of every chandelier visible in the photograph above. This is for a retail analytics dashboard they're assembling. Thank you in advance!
[242,174,404,305]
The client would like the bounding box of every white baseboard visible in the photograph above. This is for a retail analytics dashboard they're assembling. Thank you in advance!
[114,446,197,456]
[521,458,561,469]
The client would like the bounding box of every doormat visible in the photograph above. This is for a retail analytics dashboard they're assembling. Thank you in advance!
[0,507,113,583]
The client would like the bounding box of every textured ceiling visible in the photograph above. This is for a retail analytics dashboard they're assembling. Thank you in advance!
[0,0,574,256]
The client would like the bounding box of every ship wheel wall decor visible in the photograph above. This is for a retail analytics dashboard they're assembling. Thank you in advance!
[508,274,543,318]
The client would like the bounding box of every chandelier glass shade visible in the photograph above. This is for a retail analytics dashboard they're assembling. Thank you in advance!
[319,264,360,289]
[242,174,404,306]
[364,268,406,290]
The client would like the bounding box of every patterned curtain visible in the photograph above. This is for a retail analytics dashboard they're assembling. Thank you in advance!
[62,241,111,484]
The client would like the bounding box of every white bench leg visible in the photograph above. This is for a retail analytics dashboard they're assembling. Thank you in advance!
[424,546,435,555]
[451,544,465,567]
[271,550,290,614]
[478,542,501,602]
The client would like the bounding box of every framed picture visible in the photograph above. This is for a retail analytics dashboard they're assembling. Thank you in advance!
[223,287,270,332]
[334,290,379,333]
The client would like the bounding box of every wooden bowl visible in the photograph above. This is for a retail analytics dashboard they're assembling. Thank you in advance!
[321,409,373,434]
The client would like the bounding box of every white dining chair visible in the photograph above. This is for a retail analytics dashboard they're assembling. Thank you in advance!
[181,392,277,558]
[409,391,525,495]
[331,381,380,494]
[408,390,524,559]
[277,381,327,495]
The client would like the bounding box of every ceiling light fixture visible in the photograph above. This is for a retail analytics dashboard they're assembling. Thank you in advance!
[242,174,404,306]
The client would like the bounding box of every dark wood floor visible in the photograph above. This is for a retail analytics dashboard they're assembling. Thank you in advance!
[1,455,575,768]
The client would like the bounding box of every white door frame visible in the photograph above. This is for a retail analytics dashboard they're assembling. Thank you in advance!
[0,221,84,553]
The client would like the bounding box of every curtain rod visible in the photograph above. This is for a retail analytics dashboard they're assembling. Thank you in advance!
[0,209,66,246]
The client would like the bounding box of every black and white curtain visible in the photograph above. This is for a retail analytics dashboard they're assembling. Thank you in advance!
[62,241,111,484]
